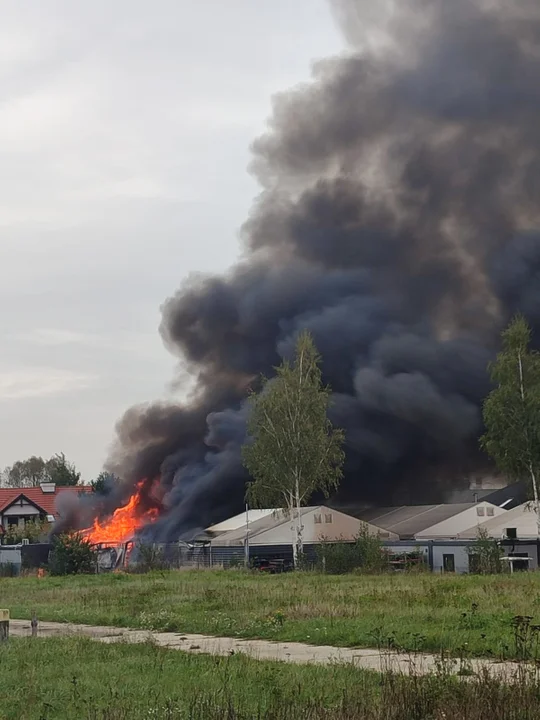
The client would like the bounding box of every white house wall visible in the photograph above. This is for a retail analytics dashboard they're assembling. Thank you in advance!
[2,500,41,529]
[3,502,40,517]
[415,502,507,539]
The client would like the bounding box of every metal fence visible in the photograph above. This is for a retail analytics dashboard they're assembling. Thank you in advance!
[153,543,213,569]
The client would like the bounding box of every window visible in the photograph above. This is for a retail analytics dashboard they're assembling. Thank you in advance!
[314,514,322,524]
[324,513,333,524]
[443,554,455,572]
[476,507,485,517]
[486,507,494,517]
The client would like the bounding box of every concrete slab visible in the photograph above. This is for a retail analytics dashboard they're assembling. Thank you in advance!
[8,619,536,681]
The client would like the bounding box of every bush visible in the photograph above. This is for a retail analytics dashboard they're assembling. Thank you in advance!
[468,527,503,574]
[49,534,97,576]
[129,543,169,573]
[3,518,51,544]
[316,524,388,574]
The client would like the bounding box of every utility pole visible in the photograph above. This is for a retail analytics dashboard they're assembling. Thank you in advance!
[244,503,250,568]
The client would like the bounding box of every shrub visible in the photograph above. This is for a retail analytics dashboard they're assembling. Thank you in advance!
[48,533,97,576]
[3,518,51,545]
[129,543,169,573]
[316,524,388,574]
[468,527,503,574]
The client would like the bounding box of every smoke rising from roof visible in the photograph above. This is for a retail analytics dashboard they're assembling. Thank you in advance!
[68,0,540,541]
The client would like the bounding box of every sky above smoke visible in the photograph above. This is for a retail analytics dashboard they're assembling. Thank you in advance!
[0,0,342,481]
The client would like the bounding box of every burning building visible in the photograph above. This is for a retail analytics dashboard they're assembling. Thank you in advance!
[62,0,540,546]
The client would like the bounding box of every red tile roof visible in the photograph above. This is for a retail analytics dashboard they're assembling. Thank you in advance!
[0,486,90,516]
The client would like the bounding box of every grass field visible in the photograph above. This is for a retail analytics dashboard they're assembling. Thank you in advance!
[3,636,540,720]
[3,571,540,658]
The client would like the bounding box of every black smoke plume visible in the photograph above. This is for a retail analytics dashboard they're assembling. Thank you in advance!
[63,0,540,541]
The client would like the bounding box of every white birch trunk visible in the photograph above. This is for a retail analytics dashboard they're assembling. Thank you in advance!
[289,495,298,568]
[518,353,540,537]
[294,475,303,565]
[530,463,540,538]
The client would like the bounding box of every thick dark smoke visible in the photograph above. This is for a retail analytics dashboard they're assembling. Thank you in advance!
[65,0,540,541]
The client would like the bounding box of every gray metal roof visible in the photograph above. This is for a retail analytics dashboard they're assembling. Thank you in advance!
[210,508,293,545]
[355,504,476,539]
[207,506,392,546]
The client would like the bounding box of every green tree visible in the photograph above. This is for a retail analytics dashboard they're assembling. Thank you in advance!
[45,453,81,486]
[91,471,119,495]
[468,526,503,574]
[1,456,47,488]
[4,518,51,545]
[316,524,388,574]
[242,330,345,566]
[48,534,97,575]
[481,315,540,535]
[1,453,81,488]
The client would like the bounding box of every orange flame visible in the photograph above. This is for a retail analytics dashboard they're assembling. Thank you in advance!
[81,481,158,545]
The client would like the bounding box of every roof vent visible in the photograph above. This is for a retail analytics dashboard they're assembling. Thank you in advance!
[40,482,56,494]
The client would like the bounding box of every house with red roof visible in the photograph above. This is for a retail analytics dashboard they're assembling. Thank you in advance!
[0,483,88,538]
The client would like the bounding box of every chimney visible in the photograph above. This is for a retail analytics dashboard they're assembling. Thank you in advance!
[40,482,56,494]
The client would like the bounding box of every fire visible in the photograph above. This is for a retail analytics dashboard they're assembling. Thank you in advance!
[81,482,158,545]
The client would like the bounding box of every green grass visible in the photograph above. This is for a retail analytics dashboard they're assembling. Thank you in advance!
[0,636,373,720]
[3,636,540,720]
[3,570,540,658]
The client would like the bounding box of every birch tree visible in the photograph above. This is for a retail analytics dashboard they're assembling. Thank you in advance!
[242,331,345,566]
[481,315,540,535]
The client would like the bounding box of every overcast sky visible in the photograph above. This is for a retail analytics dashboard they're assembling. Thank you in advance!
[0,1,343,481]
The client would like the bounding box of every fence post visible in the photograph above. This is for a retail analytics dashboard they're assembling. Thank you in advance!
[0,609,9,642]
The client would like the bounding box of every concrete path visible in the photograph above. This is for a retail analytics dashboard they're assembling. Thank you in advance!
[9,619,532,680]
